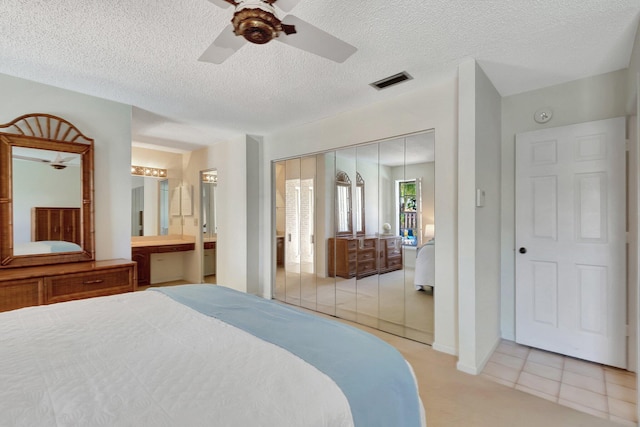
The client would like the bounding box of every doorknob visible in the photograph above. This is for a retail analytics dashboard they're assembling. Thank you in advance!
[519,247,527,254]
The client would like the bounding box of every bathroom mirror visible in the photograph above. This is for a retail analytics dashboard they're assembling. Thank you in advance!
[131,176,171,236]
[201,169,217,283]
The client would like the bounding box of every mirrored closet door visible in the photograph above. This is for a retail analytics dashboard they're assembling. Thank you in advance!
[273,131,435,344]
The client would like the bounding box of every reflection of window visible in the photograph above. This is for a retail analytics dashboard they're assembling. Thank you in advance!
[398,180,417,246]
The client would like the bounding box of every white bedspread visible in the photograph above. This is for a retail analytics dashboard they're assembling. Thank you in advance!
[13,240,82,255]
[0,291,354,427]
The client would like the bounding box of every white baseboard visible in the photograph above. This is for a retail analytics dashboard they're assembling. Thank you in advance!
[432,341,457,356]
[456,337,501,375]
[456,361,480,375]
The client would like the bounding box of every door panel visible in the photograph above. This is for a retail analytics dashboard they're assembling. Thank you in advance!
[356,142,379,328]
[274,161,286,302]
[316,152,336,316]
[335,147,357,321]
[515,117,626,368]
[300,156,317,310]
[285,158,301,305]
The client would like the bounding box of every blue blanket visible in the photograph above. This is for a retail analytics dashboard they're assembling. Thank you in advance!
[151,284,422,427]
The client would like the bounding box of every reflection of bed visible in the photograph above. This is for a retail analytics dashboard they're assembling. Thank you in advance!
[414,240,435,290]
[0,284,425,426]
[13,240,82,256]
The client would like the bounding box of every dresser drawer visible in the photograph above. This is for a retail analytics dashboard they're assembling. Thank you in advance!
[361,238,376,249]
[387,256,403,269]
[386,238,401,249]
[357,259,377,275]
[358,248,376,261]
[46,267,133,303]
[0,278,43,312]
[154,243,195,253]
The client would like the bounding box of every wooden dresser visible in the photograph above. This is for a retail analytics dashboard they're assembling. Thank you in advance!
[0,259,137,313]
[378,235,403,273]
[328,236,403,279]
[329,236,389,279]
[31,207,81,245]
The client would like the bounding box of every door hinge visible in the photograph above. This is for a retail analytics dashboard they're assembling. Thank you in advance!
[626,324,630,337]
[626,139,630,151]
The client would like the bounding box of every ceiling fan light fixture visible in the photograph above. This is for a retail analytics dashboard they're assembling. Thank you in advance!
[232,7,282,44]
[51,164,67,170]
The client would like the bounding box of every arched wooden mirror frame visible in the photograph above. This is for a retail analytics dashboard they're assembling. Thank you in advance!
[355,172,365,236]
[0,113,95,268]
[335,170,353,236]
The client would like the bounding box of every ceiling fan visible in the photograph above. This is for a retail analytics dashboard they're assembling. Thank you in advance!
[200,0,357,64]
[13,153,76,170]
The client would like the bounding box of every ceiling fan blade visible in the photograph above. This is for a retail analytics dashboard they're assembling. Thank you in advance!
[278,15,357,63]
[274,0,303,12]
[198,24,247,64]
[13,155,49,163]
[207,0,234,9]
[60,156,76,163]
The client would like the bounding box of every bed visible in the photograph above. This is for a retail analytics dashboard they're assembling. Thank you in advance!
[13,240,82,256]
[0,284,426,426]
[414,240,435,290]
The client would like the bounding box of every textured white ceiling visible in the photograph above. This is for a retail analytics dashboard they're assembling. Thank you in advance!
[0,1,638,149]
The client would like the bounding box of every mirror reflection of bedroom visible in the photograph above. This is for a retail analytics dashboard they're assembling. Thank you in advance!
[274,131,435,344]
[12,147,83,256]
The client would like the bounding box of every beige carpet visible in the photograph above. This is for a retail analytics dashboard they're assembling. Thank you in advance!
[302,308,620,427]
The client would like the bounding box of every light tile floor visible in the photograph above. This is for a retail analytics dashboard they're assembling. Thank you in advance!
[482,340,638,426]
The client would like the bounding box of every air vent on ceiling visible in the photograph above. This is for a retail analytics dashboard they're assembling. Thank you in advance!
[370,71,413,90]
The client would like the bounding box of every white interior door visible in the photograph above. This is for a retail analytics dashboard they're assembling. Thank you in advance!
[515,117,626,368]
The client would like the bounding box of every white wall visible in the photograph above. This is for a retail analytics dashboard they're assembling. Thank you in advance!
[261,77,459,354]
[200,136,260,294]
[181,147,208,284]
[500,69,629,341]
[0,73,132,261]
[457,60,502,374]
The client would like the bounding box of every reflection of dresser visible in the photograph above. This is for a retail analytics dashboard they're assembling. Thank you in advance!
[379,235,403,274]
[31,207,81,245]
[328,237,379,279]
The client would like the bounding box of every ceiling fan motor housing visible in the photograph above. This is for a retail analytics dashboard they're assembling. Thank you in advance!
[232,1,282,44]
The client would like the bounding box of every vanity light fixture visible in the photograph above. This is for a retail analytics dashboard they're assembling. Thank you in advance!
[131,165,167,178]
[202,172,218,183]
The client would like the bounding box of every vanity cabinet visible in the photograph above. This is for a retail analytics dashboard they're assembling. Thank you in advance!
[131,242,195,286]
[203,241,216,277]
[0,259,136,312]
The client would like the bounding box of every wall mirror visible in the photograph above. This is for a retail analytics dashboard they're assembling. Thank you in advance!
[272,130,435,344]
[131,176,170,236]
[131,146,182,237]
[0,113,94,268]
[201,169,217,283]
[335,171,352,236]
